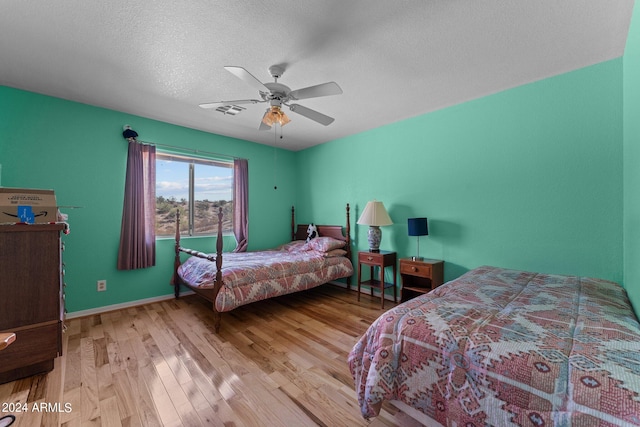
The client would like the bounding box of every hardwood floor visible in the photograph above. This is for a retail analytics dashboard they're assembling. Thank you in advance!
[0,285,424,427]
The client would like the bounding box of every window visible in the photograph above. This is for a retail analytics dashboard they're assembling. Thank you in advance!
[155,152,233,237]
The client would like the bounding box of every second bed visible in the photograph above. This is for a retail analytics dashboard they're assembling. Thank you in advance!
[172,204,354,332]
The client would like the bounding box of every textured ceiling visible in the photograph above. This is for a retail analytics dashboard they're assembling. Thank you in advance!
[0,1,634,151]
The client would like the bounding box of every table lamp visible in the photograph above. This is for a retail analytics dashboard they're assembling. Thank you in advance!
[408,217,428,260]
[357,200,393,252]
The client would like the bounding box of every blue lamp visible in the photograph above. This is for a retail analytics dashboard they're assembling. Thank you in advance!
[408,217,428,261]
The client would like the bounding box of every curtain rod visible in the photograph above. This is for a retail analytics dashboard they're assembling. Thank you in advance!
[121,124,244,161]
[134,139,243,161]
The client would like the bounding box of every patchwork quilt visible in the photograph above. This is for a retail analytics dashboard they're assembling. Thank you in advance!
[178,244,353,312]
[348,266,640,426]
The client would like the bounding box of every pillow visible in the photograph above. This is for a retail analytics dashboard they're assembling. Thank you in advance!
[277,240,308,252]
[323,249,348,258]
[308,236,346,252]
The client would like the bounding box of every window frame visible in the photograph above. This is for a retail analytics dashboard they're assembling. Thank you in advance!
[155,151,234,238]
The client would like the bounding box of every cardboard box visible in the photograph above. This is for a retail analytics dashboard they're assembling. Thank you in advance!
[0,188,57,224]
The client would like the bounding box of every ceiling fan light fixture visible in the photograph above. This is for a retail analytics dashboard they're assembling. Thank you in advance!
[262,105,291,127]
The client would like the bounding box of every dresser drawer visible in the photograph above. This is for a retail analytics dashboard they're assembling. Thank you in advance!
[0,322,60,374]
[400,260,432,278]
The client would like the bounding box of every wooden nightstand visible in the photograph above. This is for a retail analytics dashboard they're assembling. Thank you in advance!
[357,251,397,309]
[400,258,444,302]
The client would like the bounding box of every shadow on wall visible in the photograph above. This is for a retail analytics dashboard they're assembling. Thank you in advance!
[428,219,468,280]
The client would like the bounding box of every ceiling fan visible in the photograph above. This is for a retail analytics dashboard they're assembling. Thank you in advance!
[199,65,343,130]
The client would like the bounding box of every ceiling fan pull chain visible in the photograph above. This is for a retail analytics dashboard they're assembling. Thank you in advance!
[273,127,278,190]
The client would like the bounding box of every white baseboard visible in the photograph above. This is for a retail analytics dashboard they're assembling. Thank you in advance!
[67,281,394,320]
[65,290,195,319]
[329,280,349,289]
[329,280,397,302]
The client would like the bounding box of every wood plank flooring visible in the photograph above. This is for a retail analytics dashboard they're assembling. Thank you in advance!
[0,285,424,427]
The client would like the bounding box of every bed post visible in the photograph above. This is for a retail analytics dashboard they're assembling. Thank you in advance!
[346,203,351,248]
[172,211,181,298]
[346,203,352,288]
[291,205,295,241]
[212,207,224,332]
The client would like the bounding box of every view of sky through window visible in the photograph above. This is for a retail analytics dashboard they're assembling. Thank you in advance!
[156,158,232,202]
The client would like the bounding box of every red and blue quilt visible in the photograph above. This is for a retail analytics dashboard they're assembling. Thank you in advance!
[349,266,640,426]
[178,241,353,312]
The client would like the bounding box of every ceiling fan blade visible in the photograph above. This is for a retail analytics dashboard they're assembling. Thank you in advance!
[199,99,263,109]
[288,104,335,126]
[289,82,342,100]
[224,66,269,92]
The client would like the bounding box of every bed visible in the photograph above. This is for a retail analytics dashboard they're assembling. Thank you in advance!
[348,265,640,426]
[171,204,354,332]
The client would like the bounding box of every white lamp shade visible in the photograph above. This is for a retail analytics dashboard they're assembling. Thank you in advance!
[357,200,393,226]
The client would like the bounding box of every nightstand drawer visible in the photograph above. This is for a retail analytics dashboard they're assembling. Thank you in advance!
[358,252,384,265]
[357,250,397,309]
[400,261,431,278]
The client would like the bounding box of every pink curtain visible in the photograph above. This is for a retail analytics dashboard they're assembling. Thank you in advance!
[233,158,248,252]
[117,141,156,269]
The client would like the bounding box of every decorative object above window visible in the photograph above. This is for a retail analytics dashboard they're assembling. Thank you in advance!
[122,125,138,142]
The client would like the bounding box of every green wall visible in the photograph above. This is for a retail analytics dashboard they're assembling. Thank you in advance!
[0,87,297,313]
[624,0,640,313]
[1,30,635,314]
[296,60,624,287]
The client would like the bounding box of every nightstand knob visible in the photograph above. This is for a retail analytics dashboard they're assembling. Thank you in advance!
[367,256,373,261]
[411,266,417,272]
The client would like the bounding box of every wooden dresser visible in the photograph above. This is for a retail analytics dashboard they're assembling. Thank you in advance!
[0,223,65,383]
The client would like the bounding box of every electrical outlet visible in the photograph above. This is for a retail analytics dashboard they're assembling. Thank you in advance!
[97,280,107,292]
